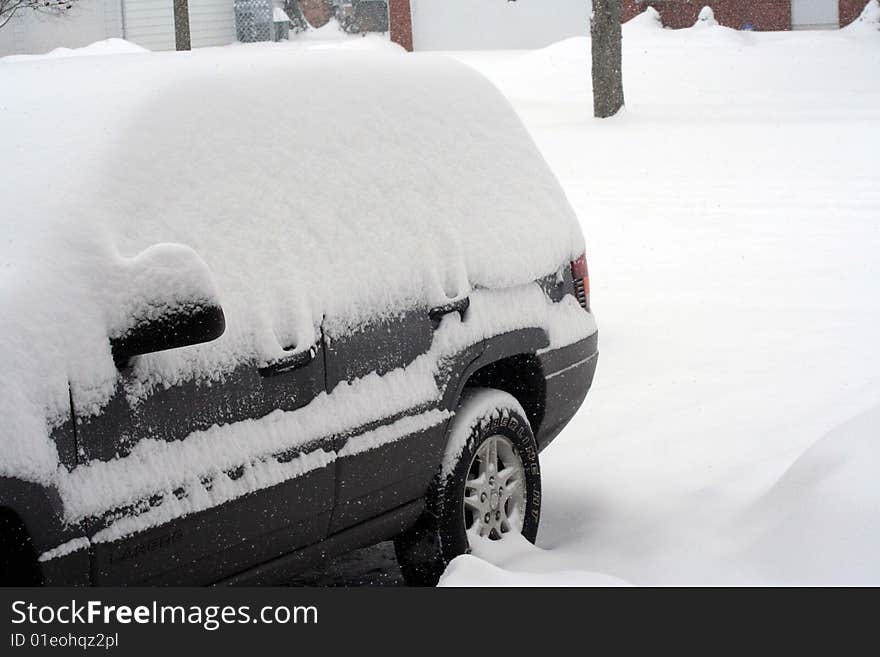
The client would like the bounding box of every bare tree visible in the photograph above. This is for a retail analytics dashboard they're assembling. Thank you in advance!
[173,0,191,51]
[0,1,78,30]
[591,0,624,118]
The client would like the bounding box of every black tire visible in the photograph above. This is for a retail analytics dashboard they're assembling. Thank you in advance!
[394,388,541,586]
[0,510,41,586]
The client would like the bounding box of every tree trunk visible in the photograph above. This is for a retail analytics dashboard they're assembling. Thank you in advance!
[173,0,191,51]
[591,0,624,118]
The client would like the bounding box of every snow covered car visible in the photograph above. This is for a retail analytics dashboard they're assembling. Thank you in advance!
[0,49,597,586]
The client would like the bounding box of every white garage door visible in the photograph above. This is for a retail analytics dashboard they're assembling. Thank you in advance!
[122,0,235,51]
[791,0,839,30]
[188,0,236,48]
[122,0,175,51]
[411,0,590,51]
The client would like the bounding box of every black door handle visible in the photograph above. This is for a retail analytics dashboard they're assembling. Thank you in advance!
[429,297,470,323]
[259,344,318,377]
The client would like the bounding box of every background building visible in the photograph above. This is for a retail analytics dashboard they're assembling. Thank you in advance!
[1,0,875,58]
[1,0,242,55]
[620,0,872,31]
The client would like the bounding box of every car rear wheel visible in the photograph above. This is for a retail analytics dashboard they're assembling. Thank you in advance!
[394,388,541,585]
[463,433,528,539]
[0,509,41,586]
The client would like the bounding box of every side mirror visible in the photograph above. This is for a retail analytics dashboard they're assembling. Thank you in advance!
[107,243,225,368]
[110,303,226,367]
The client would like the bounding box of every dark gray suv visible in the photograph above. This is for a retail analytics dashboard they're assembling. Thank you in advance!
[0,49,597,586]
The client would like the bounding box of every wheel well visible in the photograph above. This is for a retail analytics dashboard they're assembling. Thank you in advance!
[0,506,42,586]
[464,353,546,433]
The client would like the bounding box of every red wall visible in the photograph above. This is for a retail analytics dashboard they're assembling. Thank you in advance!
[623,0,791,31]
[389,0,414,51]
[839,0,873,26]
[624,0,875,31]
[623,0,646,21]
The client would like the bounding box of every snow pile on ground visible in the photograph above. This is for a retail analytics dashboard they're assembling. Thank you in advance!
[1,38,148,63]
[694,6,718,27]
[443,19,880,585]
[845,0,880,32]
[0,49,586,487]
[288,18,396,50]
[623,6,663,34]
[0,23,399,63]
[217,18,401,53]
[439,535,629,586]
[737,404,880,585]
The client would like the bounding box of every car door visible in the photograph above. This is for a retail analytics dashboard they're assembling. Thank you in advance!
[325,299,469,533]
[74,336,332,585]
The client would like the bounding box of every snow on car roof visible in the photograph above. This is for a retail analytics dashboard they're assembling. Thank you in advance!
[0,48,584,482]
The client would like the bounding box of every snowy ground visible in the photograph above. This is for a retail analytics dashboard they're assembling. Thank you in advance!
[439,11,880,586]
[293,11,880,587]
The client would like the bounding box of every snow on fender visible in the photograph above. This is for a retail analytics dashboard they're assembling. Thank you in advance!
[440,388,529,480]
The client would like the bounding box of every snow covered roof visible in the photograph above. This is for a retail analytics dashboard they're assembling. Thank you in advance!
[0,48,583,483]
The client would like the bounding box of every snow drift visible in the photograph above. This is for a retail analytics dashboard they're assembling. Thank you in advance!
[695,7,718,28]
[439,21,880,586]
[738,404,880,585]
[845,0,880,32]
[439,534,630,586]
[0,38,148,63]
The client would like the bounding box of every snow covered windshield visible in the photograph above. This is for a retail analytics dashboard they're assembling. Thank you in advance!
[0,48,583,482]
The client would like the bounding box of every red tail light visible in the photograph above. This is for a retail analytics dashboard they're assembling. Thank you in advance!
[571,254,590,312]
